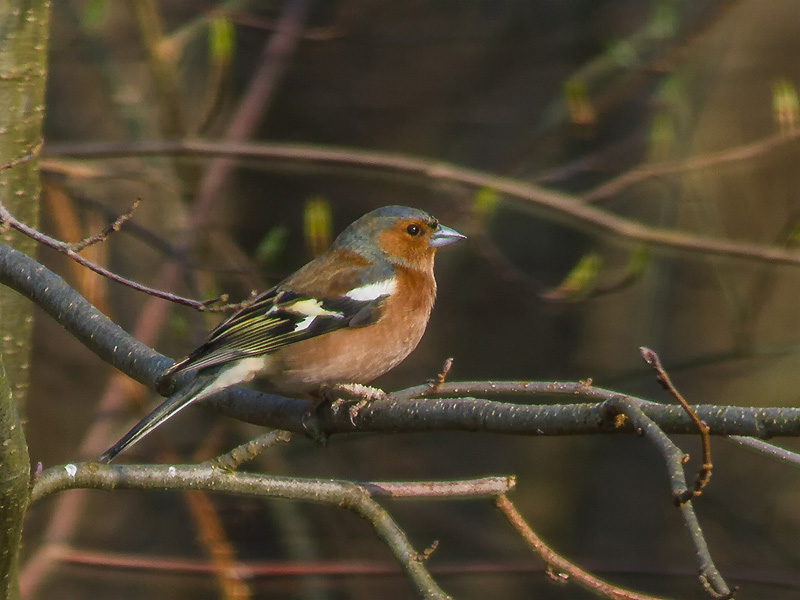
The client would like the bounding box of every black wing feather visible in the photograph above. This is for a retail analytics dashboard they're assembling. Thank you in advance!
[163,287,389,378]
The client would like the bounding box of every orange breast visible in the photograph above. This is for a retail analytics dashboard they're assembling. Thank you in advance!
[270,266,436,393]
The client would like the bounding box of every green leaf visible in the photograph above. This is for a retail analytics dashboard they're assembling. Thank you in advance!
[543,252,603,302]
[255,225,289,265]
[772,78,800,132]
[473,187,499,222]
[785,222,800,248]
[209,16,235,64]
[303,196,333,257]
[625,244,650,277]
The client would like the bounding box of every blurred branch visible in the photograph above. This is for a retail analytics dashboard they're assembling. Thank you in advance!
[30,463,452,599]
[128,0,186,136]
[189,0,314,233]
[582,129,800,204]
[44,138,800,267]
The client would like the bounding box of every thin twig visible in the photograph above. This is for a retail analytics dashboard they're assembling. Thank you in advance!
[70,198,142,252]
[581,130,800,204]
[0,202,235,311]
[208,430,293,471]
[428,357,454,392]
[495,495,666,600]
[640,347,713,498]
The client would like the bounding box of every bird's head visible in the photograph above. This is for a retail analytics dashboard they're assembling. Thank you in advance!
[333,206,465,269]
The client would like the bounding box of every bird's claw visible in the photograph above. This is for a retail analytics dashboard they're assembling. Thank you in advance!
[324,383,387,426]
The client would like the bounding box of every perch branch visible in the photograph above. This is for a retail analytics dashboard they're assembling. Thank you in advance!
[0,242,797,441]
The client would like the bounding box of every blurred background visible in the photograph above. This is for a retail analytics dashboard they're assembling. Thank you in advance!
[20,0,800,598]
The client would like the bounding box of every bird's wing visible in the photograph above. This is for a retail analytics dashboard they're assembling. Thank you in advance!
[164,262,396,377]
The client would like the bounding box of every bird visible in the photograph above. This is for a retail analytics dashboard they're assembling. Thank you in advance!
[100,206,465,461]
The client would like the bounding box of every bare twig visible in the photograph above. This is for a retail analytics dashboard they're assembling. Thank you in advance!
[208,430,293,471]
[495,495,665,600]
[0,202,241,312]
[70,198,142,252]
[640,347,713,498]
[428,357,454,392]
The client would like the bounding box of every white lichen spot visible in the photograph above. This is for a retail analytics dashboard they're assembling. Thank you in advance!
[168,466,177,477]
[64,463,77,478]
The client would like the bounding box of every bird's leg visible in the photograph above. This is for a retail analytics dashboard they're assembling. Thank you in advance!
[326,383,387,426]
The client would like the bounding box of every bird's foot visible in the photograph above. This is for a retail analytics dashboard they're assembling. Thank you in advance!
[326,383,387,426]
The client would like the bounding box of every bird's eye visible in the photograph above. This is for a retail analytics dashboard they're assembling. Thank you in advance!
[406,224,422,236]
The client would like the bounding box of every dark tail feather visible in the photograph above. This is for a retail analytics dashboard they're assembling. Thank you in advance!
[100,376,212,462]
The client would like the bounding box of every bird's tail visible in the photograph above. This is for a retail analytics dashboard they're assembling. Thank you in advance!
[100,375,214,462]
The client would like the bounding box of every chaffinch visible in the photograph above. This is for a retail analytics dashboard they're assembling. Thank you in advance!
[101,206,465,461]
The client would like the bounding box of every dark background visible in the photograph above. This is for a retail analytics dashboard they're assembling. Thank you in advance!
[20,1,800,598]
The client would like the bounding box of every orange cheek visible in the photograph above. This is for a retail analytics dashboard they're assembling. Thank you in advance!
[378,229,432,263]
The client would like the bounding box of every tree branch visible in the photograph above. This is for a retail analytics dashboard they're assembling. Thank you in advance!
[42,139,800,267]
[30,462,453,599]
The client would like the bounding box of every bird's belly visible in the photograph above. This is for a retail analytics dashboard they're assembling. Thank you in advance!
[271,304,431,393]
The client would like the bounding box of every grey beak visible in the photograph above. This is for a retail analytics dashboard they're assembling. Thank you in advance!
[429,224,466,248]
